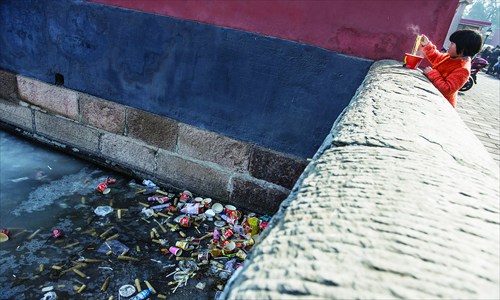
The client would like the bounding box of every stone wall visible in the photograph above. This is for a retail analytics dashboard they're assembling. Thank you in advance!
[0,70,307,214]
[0,0,372,159]
[222,60,500,299]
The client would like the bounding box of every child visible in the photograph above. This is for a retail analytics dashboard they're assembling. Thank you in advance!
[419,29,482,108]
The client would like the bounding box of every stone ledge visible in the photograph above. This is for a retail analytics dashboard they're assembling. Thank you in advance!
[34,111,99,153]
[127,108,178,151]
[0,69,17,99]
[223,60,500,300]
[178,123,251,173]
[249,146,308,189]
[17,75,79,120]
[80,94,126,134]
[100,132,157,174]
[0,98,32,130]
[229,175,289,215]
[156,149,231,202]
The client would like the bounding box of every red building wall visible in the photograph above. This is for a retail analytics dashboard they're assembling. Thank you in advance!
[87,0,457,60]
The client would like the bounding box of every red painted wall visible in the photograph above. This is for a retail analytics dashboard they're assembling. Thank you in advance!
[86,0,457,60]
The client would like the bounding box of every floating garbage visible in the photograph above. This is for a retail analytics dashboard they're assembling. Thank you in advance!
[130,288,153,300]
[94,206,113,216]
[119,284,136,297]
[96,182,110,194]
[0,229,10,242]
[3,173,272,299]
[40,291,57,300]
[51,229,63,239]
[97,240,129,255]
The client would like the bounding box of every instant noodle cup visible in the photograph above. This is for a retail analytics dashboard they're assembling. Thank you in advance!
[225,205,236,215]
[0,229,9,242]
[204,209,215,221]
[202,198,212,209]
[223,241,236,252]
[180,191,193,202]
[210,248,222,258]
[105,177,116,185]
[228,209,242,220]
[96,183,110,194]
[247,217,260,236]
[169,246,182,256]
[175,241,190,250]
[214,220,225,228]
[52,229,63,238]
[119,285,136,297]
[179,217,191,227]
[236,249,247,260]
[212,203,223,214]
[198,251,210,262]
[403,53,423,69]
[222,229,234,240]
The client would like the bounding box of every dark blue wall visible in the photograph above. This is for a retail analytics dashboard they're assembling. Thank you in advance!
[0,0,372,158]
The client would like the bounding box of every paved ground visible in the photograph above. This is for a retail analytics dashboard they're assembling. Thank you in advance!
[456,72,500,167]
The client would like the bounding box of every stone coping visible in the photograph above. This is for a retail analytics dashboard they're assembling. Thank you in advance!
[222,60,499,299]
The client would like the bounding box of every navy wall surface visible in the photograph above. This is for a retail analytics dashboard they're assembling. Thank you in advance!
[0,0,372,158]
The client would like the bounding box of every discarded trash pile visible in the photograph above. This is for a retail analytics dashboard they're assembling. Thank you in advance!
[1,178,272,300]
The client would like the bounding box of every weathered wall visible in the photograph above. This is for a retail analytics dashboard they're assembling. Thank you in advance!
[223,61,500,299]
[0,70,307,214]
[0,0,372,159]
[87,0,457,61]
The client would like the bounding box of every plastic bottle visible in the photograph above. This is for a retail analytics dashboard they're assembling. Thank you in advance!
[130,288,153,300]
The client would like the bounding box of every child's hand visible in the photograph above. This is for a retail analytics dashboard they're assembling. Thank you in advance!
[419,35,429,47]
[422,66,432,75]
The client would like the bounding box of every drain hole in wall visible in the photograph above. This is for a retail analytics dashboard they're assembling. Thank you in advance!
[55,73,64,86]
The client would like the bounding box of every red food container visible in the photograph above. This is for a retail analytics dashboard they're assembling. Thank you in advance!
[228,210,242,220]
[96,183,110,194]
[52,229,63,238]
[105,177,116,185]
[179,217,191,227]
[179,191,193,202]
[223,229,234,240]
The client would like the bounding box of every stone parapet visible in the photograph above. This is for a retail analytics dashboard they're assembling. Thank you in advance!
[17,75,80,120]
[223,61,500,299]
[0,69,306,214]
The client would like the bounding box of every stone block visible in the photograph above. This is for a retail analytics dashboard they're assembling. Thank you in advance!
[0,69,17,98]
[230,176,289,214]
[249,146,308,189]
[17,75,79,120]
[127,108,178,151]
[0,99,33,130]
[34,111,99,152]
[80,94,126,134]
[156,149,230,201]
[100,133,157,173]
[178,124,250,172]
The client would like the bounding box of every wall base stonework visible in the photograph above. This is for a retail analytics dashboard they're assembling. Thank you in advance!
[223,60,500,299]
[0,70,306,214]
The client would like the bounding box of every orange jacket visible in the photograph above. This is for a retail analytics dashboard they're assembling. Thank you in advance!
[422,42,471,108]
